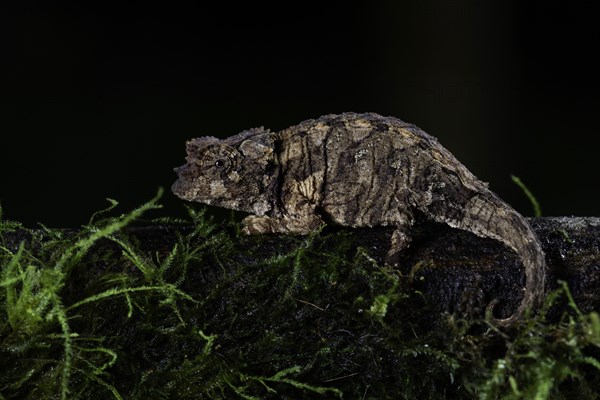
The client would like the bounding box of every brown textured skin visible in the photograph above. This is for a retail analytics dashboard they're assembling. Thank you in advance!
[172,112,546,327]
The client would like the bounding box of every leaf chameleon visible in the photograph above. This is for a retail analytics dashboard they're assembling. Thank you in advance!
[172,112,546,326]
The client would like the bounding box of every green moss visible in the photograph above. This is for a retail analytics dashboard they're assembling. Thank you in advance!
[1,193,599,399]
[511,174,542,217]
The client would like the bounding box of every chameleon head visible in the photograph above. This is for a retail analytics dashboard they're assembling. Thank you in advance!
[172,127,276,215]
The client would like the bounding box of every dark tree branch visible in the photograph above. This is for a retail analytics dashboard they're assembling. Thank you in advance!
[3,217,599,320]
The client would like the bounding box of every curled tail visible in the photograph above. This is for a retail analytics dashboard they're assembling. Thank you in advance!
[445,192,547,327]
[491,231,546,327]
[469,194,546,326]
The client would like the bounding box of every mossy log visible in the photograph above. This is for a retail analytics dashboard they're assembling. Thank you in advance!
[4,216,599,319]
[2,216,600,399]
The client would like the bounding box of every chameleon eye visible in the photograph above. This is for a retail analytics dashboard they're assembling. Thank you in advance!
[200,145,240,176]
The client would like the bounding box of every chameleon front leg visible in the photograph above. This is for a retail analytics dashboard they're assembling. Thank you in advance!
[385,211,415,266]
[242,202,324,235]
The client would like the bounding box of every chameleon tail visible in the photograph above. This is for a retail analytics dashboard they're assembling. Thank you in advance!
[460,193,547,327]
[491,231,546,327]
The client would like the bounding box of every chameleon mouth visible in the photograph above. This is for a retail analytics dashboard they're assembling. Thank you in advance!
[171,164,194,200]
[170,177,186,199]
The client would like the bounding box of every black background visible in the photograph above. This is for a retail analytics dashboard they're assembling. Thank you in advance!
[2,1,598,227]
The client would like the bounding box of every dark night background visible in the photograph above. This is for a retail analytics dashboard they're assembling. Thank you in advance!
[2,2,598,227]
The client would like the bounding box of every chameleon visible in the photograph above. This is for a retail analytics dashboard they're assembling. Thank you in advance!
[172,112,546,326]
